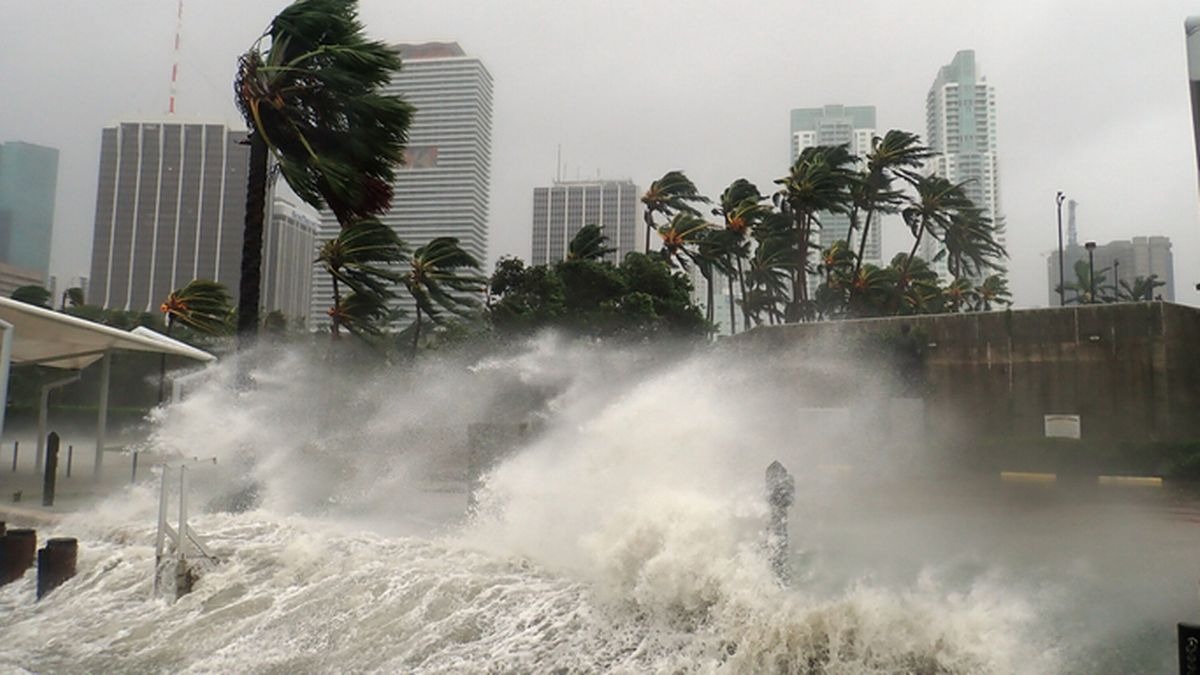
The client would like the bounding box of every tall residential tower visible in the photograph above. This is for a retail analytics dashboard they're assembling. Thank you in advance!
[310,42,493,325]
[923,50,1004,278]
[789,105,880,264]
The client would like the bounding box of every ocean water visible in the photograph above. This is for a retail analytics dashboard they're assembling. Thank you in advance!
[1,335,1196,673]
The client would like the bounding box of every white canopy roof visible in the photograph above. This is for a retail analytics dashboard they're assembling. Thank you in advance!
[0,297,216,369]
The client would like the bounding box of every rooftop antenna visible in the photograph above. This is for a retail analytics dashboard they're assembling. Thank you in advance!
[1067,199,1078,247]
[168,0,183,114]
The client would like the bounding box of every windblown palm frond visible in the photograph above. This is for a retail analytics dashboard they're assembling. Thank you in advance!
[567,224,616,262]
[160,280,232,335]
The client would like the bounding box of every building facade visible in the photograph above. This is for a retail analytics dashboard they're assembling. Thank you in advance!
[922,50,1004,280]
[1186,17,1200,189]
[0,141,58,281]
[789,105,880,264]
[531,179,638,265]
[1046,236,1175,305]
[88,120,249,311]
[311,42,493,327]
[263,196,318,326]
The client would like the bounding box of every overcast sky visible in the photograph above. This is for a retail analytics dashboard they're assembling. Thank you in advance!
[3,0,1199,307]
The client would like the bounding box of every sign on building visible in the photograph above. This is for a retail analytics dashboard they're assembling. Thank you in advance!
[1044,414,1081,439]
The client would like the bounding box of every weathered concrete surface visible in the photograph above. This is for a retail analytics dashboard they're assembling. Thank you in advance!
[740,302,1200,443]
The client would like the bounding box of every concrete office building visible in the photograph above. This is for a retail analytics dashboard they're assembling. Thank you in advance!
[789,105,880,265]
[88,120,249,311]
[531,179,638,265]
[1047,236,1175,305]
[922,51,1005,280]
[0,141,58,282]
[263,197,319,326]
[311,42,493,326]
[1186,17,1200,189]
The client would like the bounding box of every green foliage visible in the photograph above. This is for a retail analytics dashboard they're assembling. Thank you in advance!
[235,0,413,224]
[487,252,707,339]
[160,279,233,336]
[566,224,616,262]
[10,285,51,308]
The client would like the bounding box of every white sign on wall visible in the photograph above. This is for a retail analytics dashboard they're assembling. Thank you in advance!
[1044,414,1081,440]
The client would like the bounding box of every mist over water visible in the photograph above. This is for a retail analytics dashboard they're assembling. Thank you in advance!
[2,333,1196,673]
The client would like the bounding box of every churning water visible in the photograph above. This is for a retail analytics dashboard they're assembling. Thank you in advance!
[1,334,1198,673]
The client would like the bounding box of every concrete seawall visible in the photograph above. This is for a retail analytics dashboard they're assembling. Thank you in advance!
[738,302,1200,444]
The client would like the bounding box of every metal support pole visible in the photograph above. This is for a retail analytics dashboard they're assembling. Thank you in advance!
[131,452,139,483]
[10,441,16,472]
[178,466,188,560]
[1056,191,1066,306]
[94,351,111,479]
[42,432,59,507]
[66,445,72,478]
[0,319,11,447]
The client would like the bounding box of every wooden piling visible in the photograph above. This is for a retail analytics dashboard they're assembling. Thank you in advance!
[42,432,60,507]
[36,538,77,599]
[0,528,37,586]
[66,445,73,478]
[10,440,17,472]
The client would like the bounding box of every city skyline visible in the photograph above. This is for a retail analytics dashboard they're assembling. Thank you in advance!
[2,1,1199,310]
[0,140,58,282]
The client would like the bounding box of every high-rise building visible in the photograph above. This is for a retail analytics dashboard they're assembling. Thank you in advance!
[923,50,1004,279]
[1046,236,1175,305]
[789,105,880,264]
[311,42,493,327]
[88,120,249,311]
[263,196,318,326]
[0,141,58,281]
[1186,18,1200,188]
[531,179,639,265]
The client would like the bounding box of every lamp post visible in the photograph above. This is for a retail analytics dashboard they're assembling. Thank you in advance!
[1056,191,1066,306]
[1085,241,1097,303]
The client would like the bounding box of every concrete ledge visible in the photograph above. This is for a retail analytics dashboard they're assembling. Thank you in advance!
[1098,475,1163,487]
[1000,471,1057,484]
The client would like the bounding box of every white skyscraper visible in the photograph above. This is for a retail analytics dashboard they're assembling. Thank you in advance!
[262,196,318,327]
[923,50,1004,279]
[789,105,880,264]
[531,179,639,265]
[310,42,493,325]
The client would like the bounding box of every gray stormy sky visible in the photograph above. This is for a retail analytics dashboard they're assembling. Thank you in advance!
[2,0,1198,308]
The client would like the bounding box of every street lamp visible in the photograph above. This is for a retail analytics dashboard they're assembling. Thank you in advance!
[1085,241,1097,303]
[1056,191,1066,306]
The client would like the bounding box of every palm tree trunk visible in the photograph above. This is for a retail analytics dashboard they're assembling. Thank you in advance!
[902,219,927,280]
[237,131,269,349]
[330,275,342,340]
[854,208,875,276]
[412,304,422,357]
[726,262,736,335]
[643,212,655,253]
[706,269,714,335]
[736,256,750,331]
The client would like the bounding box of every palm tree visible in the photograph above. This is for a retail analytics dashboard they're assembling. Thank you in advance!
[404,237,485,355]
[714,179,768,333]
[234,0,413,341]
[316,218,408,338]
[1116,275,1165,302]
[742,235,796,326]
[974,274,1012,311]
[641,171,709,253]
[60,287,85,310]
[852,130,934,277]
[1058,259,1110,304]
[158,280,232,402]
[899,175,972,282]
[566,224,615,262]
[774,144,857,320]
[937,207,1006,283]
